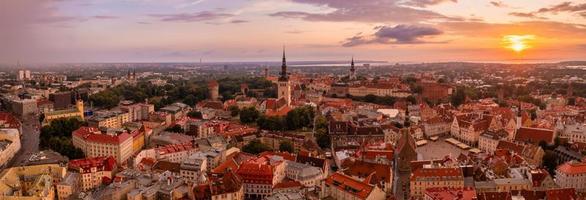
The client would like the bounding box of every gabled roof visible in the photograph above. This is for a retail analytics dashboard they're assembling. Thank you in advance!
[396,129,416,154]
[296,155,327,169]
[341,160,391,187]
[324,172,375,200]
[545,188,576,200]
[515,127,554,145]
[411,167,463,181]
[477,192,512,200]
[557,160,586,175]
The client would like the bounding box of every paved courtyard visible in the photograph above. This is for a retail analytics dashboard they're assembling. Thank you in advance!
[416,138,468,160]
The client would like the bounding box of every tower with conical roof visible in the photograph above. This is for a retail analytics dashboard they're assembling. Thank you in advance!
[349,56,356,80]
[278,47,291,105]
[395,128,417,172]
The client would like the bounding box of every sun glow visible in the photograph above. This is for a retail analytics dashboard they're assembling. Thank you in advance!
[502,35,535,53]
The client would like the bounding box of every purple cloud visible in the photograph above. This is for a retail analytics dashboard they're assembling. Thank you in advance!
[508,12,546,19]
[230,19,249,24]
[342,24,443,46]
[510,2,586,19]
[270,0,451,23]
[537,2,586,13]
[490,1,507,7]
[403,0,458,7]
[150,11,233,22]
[93,15,119,20]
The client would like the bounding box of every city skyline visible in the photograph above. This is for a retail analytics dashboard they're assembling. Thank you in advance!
[2,0,586,64]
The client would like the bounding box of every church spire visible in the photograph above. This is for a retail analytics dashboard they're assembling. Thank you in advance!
[351,56,355,72]
[349,56,356,80]
[279,46,288,81]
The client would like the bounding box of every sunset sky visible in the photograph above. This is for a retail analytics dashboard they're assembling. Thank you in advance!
[2,0,586,63]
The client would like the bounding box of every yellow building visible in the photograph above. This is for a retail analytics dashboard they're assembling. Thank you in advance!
[0,164,67,200]
[410,167,464,198]
[43,99,84,125]
[87,111,130,128]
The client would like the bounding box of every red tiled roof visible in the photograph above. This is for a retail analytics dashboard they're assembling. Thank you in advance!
[73,127,132,144]
[411,167,463,181]
[266,105,292,117]
[361,150,394,161]
[236,156,278,184]
[341,160,392,188]
[546,188,576,200]
[530,169,549,187]
[515,127,554,145]
[425,187,477,200]
[260,151,296,161]
[212,158,239,174]
[0,112,21,129]
[69,156,117,172]
[210,171,242,195]
[156,143,194,155]
[557,160,586,175]
[477,192,512,200]
[496,141,525,155]
[324,172,375,200]
[273,179,302,189]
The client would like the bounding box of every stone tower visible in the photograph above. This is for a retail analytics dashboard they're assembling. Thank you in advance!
[278,47,291,106]
[350,56,356,80]
[75,95,84,121]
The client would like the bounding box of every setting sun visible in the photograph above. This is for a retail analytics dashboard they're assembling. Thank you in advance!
[502,35,536,53]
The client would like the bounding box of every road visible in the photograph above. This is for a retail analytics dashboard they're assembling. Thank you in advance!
[7,114,40,168]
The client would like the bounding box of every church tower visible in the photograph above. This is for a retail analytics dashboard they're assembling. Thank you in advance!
[349,56,356,80]
[278,47,291,106]
[75,94,84,121]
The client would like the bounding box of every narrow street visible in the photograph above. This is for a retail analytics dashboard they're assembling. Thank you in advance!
[7,114,40,168]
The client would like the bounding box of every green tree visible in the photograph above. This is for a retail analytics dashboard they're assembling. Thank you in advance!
[411,85,423,94]
[39,118,87,159]
[314,116,331,149]
[542,150,558,174]
[257,115,286,131]
[279,140,294,153]
[229,105,240,117]
[239,107,260,124]
[451,87,466,107]
[286,106,315,130]
[568,97,576,106]
[187,111,202,119]
[165,124,184,133]
[364,94,377,103]
[242,140,272,154]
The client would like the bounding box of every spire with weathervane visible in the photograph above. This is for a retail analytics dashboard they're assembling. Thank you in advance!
[279,46,288,81]
[277,46,292,106]
[350,56,356,80]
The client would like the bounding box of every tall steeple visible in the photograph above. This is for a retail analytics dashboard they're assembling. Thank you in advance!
[279,46,288,81]
[351,56,355,71]
[277,46,292,106]
[349,56,356,80]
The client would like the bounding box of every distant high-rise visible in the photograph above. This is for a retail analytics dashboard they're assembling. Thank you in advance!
[349,56,356,80]
[277,47,291,105]
[16,61,31,81]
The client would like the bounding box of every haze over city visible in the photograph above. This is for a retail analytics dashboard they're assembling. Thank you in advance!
[2,1,586,200]
[2,0,586,63]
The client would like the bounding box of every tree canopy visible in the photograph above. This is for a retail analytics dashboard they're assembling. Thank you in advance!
[279,140,294,153]
[239,107,260,124]
[242,140,272,155]
[39,118,86,159]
